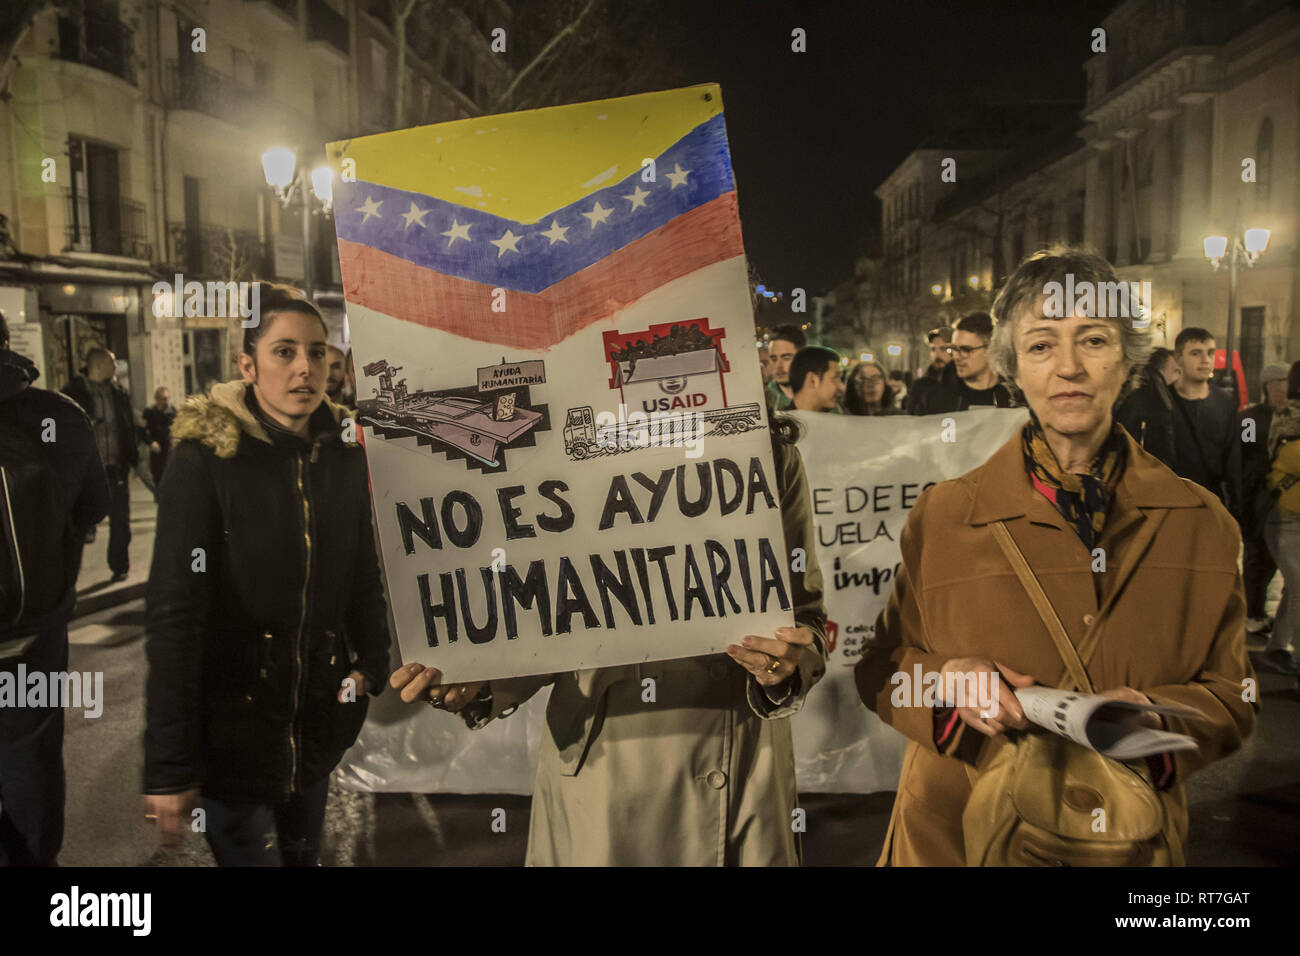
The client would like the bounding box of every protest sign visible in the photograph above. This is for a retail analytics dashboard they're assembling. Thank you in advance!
[329,85,791,682]
[334,407,1028,795]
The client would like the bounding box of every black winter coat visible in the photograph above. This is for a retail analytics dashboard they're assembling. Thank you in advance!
[0,349,109,647]
[144,381,390,801]
[1114,369,1178,468]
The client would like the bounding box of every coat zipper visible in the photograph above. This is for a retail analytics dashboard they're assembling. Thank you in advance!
[290,451,313,795]
[0,468,25,626]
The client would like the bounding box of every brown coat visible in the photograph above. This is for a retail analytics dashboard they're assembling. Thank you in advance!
[856,427,1257,866]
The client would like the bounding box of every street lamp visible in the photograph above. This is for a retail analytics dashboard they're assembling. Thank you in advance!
[262,147,335,300]
[1203,226,1270,393]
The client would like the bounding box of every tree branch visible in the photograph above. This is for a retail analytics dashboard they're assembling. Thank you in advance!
[492,0,600,113]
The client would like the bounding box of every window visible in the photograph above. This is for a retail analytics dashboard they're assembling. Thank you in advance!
[1256,118,1273,203]
[67,135,122,255]
[1241,306,1266,398]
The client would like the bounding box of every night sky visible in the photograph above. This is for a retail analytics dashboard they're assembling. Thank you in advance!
[654,0,1119,293]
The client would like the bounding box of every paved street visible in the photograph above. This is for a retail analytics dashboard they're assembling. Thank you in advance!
[60,595,1300,866]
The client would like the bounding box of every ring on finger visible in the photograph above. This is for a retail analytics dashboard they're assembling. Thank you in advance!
[765,655,781,675]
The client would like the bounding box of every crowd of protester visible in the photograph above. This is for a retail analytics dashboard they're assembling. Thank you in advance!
[0,240,1292,867]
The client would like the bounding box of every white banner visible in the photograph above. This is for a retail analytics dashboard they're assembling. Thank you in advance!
[785,407,1026,791]
[335,407,1027,794]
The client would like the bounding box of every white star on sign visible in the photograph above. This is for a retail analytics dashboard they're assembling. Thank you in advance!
[665,163,691,189]
[623,185,650,210]
[490,228,522,257]
[540,219,569,244]
[356,195,383,222]
[401,202,430,229]
[442,219,472,247]
[582,200,612,229]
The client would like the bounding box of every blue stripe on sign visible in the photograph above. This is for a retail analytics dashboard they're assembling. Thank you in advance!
[332,113,735,294]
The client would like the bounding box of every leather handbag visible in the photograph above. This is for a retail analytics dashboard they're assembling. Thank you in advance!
[960,521,1185,867]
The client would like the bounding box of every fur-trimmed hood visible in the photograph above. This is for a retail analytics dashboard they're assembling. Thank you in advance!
[171,380,355,459]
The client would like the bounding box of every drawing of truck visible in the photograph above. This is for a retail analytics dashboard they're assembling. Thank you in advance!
[562,402,762,459]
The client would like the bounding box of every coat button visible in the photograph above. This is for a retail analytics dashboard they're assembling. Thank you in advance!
[1083,614,1096,627]
[705,769,727,789]
[263,631,273,640]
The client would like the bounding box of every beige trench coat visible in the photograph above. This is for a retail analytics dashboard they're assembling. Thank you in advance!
[480,439,828,865]
[856,427,1258,866]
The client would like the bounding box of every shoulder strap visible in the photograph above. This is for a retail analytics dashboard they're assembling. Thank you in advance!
[990,520,1094,694]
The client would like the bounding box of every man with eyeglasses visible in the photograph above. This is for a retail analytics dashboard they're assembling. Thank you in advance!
[910,312,1016,414]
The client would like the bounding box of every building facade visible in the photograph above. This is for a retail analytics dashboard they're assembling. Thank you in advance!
[860,0,1299,393]
[0,0,511,409]
[1081,0,1299,395]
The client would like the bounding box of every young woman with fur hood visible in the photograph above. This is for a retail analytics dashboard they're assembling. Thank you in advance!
[142,284,389,866]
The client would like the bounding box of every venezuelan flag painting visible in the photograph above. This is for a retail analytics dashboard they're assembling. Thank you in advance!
[329,85,792,682]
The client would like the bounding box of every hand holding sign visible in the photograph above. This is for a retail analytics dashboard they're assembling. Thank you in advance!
[726,626,815,687]
[390,661,486,713]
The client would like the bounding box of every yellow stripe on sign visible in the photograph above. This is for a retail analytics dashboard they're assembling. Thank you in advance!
[327,84,724,223]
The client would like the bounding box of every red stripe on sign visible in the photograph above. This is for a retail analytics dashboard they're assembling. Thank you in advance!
[337,192,744,350]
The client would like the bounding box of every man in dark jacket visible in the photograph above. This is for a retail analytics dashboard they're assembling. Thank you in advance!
[905,326,952,414]
[140,385,176,493]
[1115,348,1179,467]
[1167,328,1243,521]
[63,347,139,581]
[0,311,110,866]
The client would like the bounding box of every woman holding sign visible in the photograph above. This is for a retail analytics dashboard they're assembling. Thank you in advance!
[143,283,390,865]
[856,248,1256,866]
[390,414,829,866]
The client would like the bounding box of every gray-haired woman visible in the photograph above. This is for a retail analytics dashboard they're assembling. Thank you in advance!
[857,247,1255,865]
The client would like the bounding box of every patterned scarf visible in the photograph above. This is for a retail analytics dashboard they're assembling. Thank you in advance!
[1021,413,1127,551]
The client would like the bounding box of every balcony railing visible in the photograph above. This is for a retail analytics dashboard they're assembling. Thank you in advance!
[56,8,136,85]
[63,190,151,259]
[168,223,271,280]
[163,61,256,124]
[307,0,350,56]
